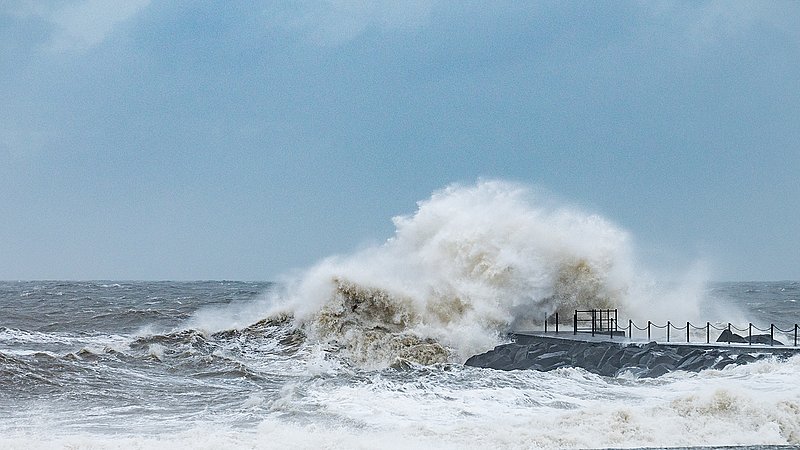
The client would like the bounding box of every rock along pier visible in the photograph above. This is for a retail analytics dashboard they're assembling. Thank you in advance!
[465,310,800,378]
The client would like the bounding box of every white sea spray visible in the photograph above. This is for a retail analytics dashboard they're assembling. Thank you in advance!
[1,280,799,448]
[271,180,706,366]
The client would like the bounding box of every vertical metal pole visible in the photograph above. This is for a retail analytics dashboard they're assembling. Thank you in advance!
[592,310,596,337]
[614,309,618,335]
[770,324,774,346]
[555,313,559,334]
[596,309,600,332]
[667,321,670,342]
[573,311,577,335]
[544,315,548,333]
[748,323,752,345]
[727,323,731,344]
[686,322,690,343]
[706,322,710,344]
[599,309,603,332]
[629,319,632,340]
[795,324,798,346]
[647,321,651,341]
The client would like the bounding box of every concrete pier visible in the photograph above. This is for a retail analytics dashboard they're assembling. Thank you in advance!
[465,331,800,378]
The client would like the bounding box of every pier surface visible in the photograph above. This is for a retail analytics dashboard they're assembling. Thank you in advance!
[465,331,800,378]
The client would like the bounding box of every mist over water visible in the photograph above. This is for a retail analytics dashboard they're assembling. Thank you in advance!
[3,280,799,449]
[3,181,797,449]
[255,180,716,368]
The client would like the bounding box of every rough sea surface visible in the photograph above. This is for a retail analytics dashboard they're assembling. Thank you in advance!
[1,280,799,449]
[2,180,799,449]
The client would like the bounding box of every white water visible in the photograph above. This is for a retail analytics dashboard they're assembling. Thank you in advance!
[5,356,799,449]
[6,182,795,449]
[266,180,712,367]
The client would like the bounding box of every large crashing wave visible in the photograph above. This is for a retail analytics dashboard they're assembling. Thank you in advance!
[266,180,638,368]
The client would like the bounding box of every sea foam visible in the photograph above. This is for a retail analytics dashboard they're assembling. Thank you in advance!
[268,180,641,366]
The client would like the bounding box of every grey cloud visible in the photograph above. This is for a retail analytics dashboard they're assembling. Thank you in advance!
[640,1,800,51]
[270,0,436,47]
[3,0,151,53]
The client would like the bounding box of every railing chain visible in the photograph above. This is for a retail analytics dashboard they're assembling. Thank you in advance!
[561,311,799,349]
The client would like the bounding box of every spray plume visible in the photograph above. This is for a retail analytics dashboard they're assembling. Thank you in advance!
[267,180,645,366]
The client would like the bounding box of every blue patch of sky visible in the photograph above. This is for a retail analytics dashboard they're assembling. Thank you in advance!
[0,1,798,280]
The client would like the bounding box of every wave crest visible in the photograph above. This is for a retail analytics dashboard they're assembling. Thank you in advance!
[272,180,638,367]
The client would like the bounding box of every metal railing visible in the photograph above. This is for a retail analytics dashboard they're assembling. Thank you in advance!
[537,310,800,347]
[573,309,619,338]
[626,319,799,346]
[543,312,560,334]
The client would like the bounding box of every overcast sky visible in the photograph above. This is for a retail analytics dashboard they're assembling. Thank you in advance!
[1,1,798,281]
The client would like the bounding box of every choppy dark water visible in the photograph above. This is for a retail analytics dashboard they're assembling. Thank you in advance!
[1,281,799,449]
[709,281,800,329]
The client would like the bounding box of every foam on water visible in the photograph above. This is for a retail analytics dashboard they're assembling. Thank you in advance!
[3,356,798,449]
[5,181,795,448]
[262,180,709,367]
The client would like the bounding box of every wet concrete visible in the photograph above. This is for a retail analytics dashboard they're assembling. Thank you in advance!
[465,332,800,378]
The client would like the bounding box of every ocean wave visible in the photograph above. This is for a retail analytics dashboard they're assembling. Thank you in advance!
[263,181,637,368]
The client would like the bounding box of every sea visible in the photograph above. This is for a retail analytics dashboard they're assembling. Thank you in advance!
[1,182,799,449]
[1,280,798,449]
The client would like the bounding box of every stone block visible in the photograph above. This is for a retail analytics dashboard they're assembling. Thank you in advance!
[748,334,783,345]
[716,329,747,344]
[642,364,671,378]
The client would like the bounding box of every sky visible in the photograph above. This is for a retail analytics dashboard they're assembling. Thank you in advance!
[1,1,798,281]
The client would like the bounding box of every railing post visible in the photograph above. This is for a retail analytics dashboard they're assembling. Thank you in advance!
[603,309,607,332]
[629,319,632,340]
[795,324,798,346]
[597,309,600,332]
[591,310,596,337]
[748,323,752,345]
[686,322,689,343]
[600,309,605,332]
[574,311,577,335]
[544,315,548,333]
[706,322,710,344]
[647,321,651,341]
[555,313,559,334]
[727,323,731,344]
[770,324,774,346]
[667,321,670,342]
[610,316,614,339]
